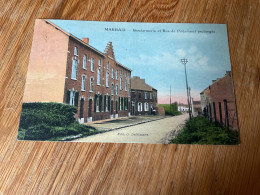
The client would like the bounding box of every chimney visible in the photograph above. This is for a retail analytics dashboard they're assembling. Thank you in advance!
[82,38,89,44]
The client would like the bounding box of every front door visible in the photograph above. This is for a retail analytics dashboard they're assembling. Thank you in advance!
[111,100,114,114]
[80,98,84,118]
[88,99,92,117]
[115,101,118,114]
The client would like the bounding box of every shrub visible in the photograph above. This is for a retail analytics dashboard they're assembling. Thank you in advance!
[18,102,98,141]
[158,103,182,116]
[171,116,239,145]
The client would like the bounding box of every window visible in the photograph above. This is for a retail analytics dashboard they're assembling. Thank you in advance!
[81,75,86,91]
[90,77,94,92]
[98,59,101,66]
[120,70,122,75]
[106,72,109,87]
[97,68,101,85]
[115,85,118,96]
[138,102,142,112]
[125,72,127,77]
[91,58,94,72]
[71,59,78,80]
[139,93,141,99]
[74,47,78,56]
[145,92,148,99]
[107,62,110,70]
[111,84,114,95]
[150,93,152,99]
[70,91,75,106]
[120,78,122,90]
[116,70,118,80]
[112,68,114,78]
[144,102,149,111]
[83,54,87,69]
[125,79,127,91]
[128,76,130,84]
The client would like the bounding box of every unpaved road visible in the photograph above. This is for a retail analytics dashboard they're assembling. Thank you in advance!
[73,114,189,144]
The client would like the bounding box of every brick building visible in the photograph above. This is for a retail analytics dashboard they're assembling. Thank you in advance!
[130,77,157,115]
[200,71,238,130]
[23,19,131,123]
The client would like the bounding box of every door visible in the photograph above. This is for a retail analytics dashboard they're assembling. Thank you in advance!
[115,101,118,114]
[88,99,92,117]
[111,100,114,114]
[80,98,84,118]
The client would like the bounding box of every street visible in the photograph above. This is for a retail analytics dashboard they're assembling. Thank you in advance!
[73,113,189,144]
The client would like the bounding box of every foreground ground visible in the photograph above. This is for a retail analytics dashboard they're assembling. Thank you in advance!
[73,114,189,144]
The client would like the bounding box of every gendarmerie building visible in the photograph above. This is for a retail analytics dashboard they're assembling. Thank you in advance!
[23,19,131,123]
[130,76,157,115]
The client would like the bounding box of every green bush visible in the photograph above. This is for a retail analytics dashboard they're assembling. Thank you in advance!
[18,102,98,141]
[158,103,182,116]
[171,116,239,145]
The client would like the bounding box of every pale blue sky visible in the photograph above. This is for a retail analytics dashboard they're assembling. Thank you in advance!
[50,20,231,104]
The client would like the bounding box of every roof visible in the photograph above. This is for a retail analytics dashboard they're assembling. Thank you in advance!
[44,18,132,73]
[131,76,155,91]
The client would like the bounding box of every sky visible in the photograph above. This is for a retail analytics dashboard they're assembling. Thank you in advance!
[50,20,232,104]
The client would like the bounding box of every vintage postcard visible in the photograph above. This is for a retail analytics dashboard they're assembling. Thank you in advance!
[17,19,239,145]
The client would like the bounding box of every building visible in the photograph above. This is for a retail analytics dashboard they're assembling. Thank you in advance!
[130,77,157,115]
[23,19,131,123]
[191,99,202,117]
[200,71,238,130]
[178,104,189,112]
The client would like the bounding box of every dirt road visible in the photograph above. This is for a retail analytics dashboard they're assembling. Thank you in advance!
[73,114,189,144]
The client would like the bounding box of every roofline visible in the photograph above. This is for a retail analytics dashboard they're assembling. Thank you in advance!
[116,62,132,72]
[44,19,105,57]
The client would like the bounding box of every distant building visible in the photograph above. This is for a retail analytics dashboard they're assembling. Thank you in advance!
[191,99,202,117]
[178,104,189,112]
[130,77,157,115]
[200,71,238,130]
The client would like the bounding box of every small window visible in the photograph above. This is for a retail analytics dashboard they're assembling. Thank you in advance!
[145,92,148,99]
[116,70,118,80]
[120,78,122,90]
[150,93,152,99]
[81,75,86,91]
[111,68,114,78]
[107,62,110,70]
[74,47,78,56]
[144,102,149,111]
[71,59,78,80]
[83,54,87,69]
[98,59,101,66]
[111,84,114,95]
[116,85,118,96]
[138,102,142,112]
[91,58,94,72]
[90,78,94,92]
[97,68,101,85]
[106,72,109,87]
[125,79,127,91]
[120,70,122,75]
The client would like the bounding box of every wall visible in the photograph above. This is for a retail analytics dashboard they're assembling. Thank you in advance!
[23,19,69,103]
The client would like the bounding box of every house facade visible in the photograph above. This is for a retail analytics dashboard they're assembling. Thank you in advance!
[130,77,157,115]
[23,19,131,123]
[200,71,238,130]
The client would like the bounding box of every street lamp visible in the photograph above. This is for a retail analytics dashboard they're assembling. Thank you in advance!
[181,58,191,120]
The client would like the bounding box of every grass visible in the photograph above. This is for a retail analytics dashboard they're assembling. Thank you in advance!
[158,102,182,116]
[171,116,239,145]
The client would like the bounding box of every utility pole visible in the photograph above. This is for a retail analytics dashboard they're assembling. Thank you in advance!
[170,85,172,114]
[181,58,191,120]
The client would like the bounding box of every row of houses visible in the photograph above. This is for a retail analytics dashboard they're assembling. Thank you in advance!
[200,71,238,130]
[23,19,157,123]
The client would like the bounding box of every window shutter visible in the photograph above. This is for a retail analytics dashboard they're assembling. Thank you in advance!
[108,96,110,111]
[66,90,70,104]
[104,95,107,111]
[94,94,97,112]
[74,92,79,107]
[99,95,103,112]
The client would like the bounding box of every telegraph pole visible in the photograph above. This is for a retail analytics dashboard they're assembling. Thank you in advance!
[181,58,191,120]
[170,85,172,114]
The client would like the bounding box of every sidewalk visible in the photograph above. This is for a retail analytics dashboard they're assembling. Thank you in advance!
[86,115,167,132]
